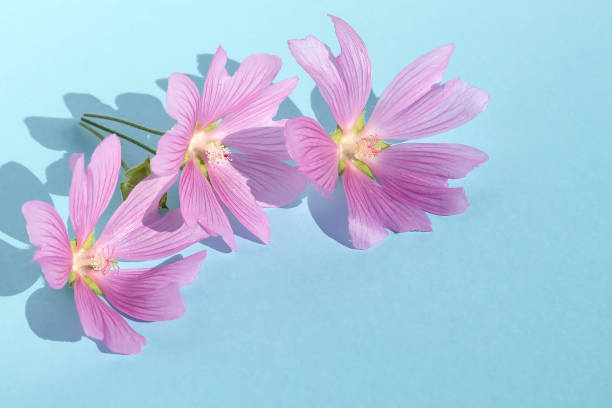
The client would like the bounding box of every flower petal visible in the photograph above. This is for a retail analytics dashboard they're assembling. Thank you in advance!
[216,77,298,137]
[199,47,283,126]
[342,162,431,250]
[367,44,454,132]
[366,78,489,140]
[208,162,270,244]
[179,158,236,251]
[230,153,306,207]
[151,122,192,175]
[22,200,72,289]
[288,35,353,130]
[97,251,206,322]
[74,278,145,354]
[166,73,200,126]
[97,173,209,260]
[222,125,290,160]
[328,15,372,130]
[69,135,121,244]
[368,142,488,215]
[285,116,339,199]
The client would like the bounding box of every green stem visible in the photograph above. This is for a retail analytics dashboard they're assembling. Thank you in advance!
[82,113,165,136]
[80,118,157,155]
[79,122,129,171]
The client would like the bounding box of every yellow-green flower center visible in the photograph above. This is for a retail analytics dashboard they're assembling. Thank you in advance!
[68,232,112,296]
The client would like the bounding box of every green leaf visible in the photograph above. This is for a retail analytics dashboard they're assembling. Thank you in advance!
[83,275,104,296]
[120,157,168,210]
[352,159,375,180]
[354,110,366,133]
[374,140,392,150]
[330,126,343,145]
[338,158,346,175]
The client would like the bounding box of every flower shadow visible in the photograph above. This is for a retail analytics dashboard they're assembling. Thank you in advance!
[306,87,379,248]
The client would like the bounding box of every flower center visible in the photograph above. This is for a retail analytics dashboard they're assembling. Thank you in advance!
[69,233,114,295]
[187,122,231,167]
[340,133,380,161]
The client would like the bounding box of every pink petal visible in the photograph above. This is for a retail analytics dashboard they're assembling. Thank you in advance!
[288,35,353,130]
[179,158,236,251]
[96,174,210,260]
[74,277,145,354]
[208,161,270,244]
[342,162,431,250]
[22,201,72,289]
[216,77,298,137]
[166,73,200,126]
[368,142,488,215]
[285,116,339,199]
[97,251,206,322]
[151,122,193,175]
[230,153,306,207]
[199,47,283,126]
[366,44,454,132]
[328,15,372,130]
[222,125,290,160]
[366,78,489,140]
[69,135,122,244]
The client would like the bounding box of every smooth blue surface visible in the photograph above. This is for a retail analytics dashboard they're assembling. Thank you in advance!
[1,1,611,406]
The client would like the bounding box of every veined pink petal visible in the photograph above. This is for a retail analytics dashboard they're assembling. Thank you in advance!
[166,73,200,127]
[69,135,121,244]
[366,44,454,132]
[288,35,353,130]
[74,278,145,355]
[342,162,431,250]
[285,116,339,199]
[216,77,298,137]
[97,251,206,322]
[328,15,372,130]
[179,158,236,251]
[222,125,291,160]
[208,162,270,244]
[230,153,306,207]
[97,173,209,260]
[366,78,489,140]
[151,121,193,175]
[22,201,72,289]
[199,47,283,126]
[368,142,488,215]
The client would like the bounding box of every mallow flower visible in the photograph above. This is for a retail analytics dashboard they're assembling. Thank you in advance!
[286,15,489,249]
[151,47,306,251]
[22,135,208,354]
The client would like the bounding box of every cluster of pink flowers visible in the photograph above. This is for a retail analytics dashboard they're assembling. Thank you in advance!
[23,15,488,354]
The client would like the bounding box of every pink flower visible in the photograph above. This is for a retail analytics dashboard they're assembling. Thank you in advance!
[151,47,306,251]
[286,15,489,249]
[22,135,208,354]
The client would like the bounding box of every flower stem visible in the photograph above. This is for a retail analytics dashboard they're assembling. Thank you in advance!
[79,122,129,171]
[82,113,165,136]
[80,118,157,155]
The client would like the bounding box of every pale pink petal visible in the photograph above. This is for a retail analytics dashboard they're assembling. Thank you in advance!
[328,15,372,130]
[366,44,454,131]
[342,162,431,250]
[230,154,306,207]
[97,174,210,260]
[366,78,489,140]
[288,35,353,130]
[216,77,298,137]
[68,153,89,244]
[151,121,192,175]
[368,142,488,215]
[69,135,121,244]
[74,278,145,354]
[208,162,270,244]
[166,73,200,126]
[222,125,290,160]
[199,47,283,126]
[285,116,339,199]
[97,251,206,322]
[22,201,72,289]
[179,158,236,251]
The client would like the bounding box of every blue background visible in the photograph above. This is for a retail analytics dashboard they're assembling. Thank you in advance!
[1,0,610,406]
